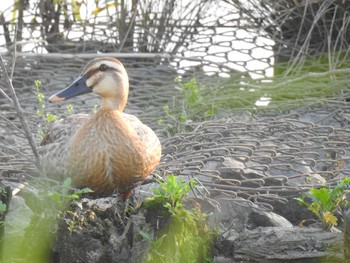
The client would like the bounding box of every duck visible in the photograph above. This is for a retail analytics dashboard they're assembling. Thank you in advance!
[40,57,161,198]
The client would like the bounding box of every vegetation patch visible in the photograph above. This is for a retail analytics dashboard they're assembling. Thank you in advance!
[159,54,349,136]
[296,178,350,231]
[158,77,217,136]
[3,178,92,263]
[34,80,74,139]
[141,175,213,263]
[218,55,350,113]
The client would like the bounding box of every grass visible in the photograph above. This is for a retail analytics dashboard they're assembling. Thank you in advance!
[159,53,350,136]
[217,71,349,112]
[158,53,350,136]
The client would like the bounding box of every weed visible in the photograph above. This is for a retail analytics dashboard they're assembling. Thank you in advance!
[45,177,93,211]
[142,175,213,263]
[144,175,197,215]
[296,178,350,231]
[159,78,216,136]
[34,80,74,139]
[34,80,58,123]
[179,77,203,107]
[65,104,74,115]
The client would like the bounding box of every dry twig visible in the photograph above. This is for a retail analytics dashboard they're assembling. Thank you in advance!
[0,55,41,170]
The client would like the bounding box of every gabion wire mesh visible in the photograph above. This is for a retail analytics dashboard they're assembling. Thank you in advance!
[158,102,350,208]
[1,0,350,210]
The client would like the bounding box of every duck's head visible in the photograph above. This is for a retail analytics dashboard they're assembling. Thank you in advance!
[49,57,129,111]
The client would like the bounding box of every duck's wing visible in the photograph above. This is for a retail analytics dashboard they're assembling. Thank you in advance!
[39,113,89,180]
[122,112,162,174]
[122,113,161,149]
[41,113,90,145]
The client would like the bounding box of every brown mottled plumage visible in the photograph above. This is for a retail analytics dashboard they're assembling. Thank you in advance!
[40,57,161,196]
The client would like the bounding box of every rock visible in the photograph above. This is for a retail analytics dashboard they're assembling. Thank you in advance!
[198,195,292,233]
[3,195,34,261]
[221,157,245,171]
[53,197,133,263]
[247,210,293,229]
[213,256,234,263]
[3,195,33,237]
[52,189,175,263]
[203,195,252,233]
[129,214,149,262]
[133,182,158,201]
[232,227,343,262]
[270,197,317,226]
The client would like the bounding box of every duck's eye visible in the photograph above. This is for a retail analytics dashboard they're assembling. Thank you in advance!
[99,64,108,71]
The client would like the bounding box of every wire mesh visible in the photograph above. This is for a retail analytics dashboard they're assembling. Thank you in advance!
[1,0,350,210]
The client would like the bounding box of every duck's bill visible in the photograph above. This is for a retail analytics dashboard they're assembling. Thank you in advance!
[49,75,90,102]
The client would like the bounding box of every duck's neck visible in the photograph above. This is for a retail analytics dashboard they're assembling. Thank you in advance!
[100,97,126,112]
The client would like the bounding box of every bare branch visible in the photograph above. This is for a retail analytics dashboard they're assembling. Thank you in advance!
[10,24,18,79]
[0,56,41,171]
[0,88,14,103]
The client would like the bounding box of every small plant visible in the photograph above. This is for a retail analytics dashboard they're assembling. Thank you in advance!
[296,178,350,231]
[159,77,216,136]
[65,104,74,116]
[142,175,213,263]
[46,177,93,211]
[177,77,217,118]
[0,188,7,214]
[178,77,203,107]
[34,80,58,124]
[65,209,96,234]
[34,80,74,139]
[144,175,197,215]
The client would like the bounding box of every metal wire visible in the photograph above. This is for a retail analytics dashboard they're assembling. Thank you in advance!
[1,1,350,210]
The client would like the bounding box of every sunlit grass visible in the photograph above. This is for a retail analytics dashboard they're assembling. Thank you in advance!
[201,57,350,113]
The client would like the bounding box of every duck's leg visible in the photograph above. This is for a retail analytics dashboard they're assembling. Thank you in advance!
[121,190,133,201]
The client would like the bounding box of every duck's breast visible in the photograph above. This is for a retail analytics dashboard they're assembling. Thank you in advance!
[67,110,161,194]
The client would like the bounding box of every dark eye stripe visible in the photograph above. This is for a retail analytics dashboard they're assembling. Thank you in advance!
[84,68,100,79]
[83,64,119,87]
